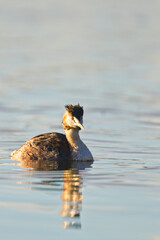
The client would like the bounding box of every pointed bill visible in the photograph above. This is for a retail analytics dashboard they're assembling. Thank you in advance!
[73,117,84,130]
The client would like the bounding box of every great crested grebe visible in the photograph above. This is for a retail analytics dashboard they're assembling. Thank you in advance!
[11,104,93,162]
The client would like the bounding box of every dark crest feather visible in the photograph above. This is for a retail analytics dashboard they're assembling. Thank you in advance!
[65,104,84,121]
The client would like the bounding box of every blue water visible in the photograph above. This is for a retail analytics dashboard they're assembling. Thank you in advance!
[0,1,160,239]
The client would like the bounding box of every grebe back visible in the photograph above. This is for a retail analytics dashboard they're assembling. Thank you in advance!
[11,104,93,162]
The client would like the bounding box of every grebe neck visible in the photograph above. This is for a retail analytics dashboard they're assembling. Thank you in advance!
[65,129,81,148]
[65,128,93,161]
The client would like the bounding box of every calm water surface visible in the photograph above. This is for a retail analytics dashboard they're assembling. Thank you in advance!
[0,1,160,240]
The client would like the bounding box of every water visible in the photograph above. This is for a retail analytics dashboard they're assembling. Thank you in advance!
[0,0,160,239]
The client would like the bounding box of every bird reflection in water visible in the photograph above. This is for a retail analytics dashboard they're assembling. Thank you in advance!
[20,157,72,171]
[18,158,93,230]
[60,168,83,229]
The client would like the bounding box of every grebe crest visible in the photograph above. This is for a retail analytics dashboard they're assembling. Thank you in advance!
[11,104,93,164]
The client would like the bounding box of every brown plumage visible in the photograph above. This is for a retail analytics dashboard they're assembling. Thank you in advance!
[11,104,93,168]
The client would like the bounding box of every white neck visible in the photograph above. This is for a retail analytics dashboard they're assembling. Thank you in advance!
[64,128,93,161]
[65,128,81,149]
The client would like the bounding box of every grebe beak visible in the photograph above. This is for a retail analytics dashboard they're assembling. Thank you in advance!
[73,117,84,130]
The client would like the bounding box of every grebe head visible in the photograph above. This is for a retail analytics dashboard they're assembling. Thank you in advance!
[62,104,84,131]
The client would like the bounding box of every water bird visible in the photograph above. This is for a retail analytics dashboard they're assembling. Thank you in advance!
[11,104,93,164]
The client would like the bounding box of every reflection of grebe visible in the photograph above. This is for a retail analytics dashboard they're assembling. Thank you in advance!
[11,105,93,164]
[15,161,92,229]
[60,169,83,229]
